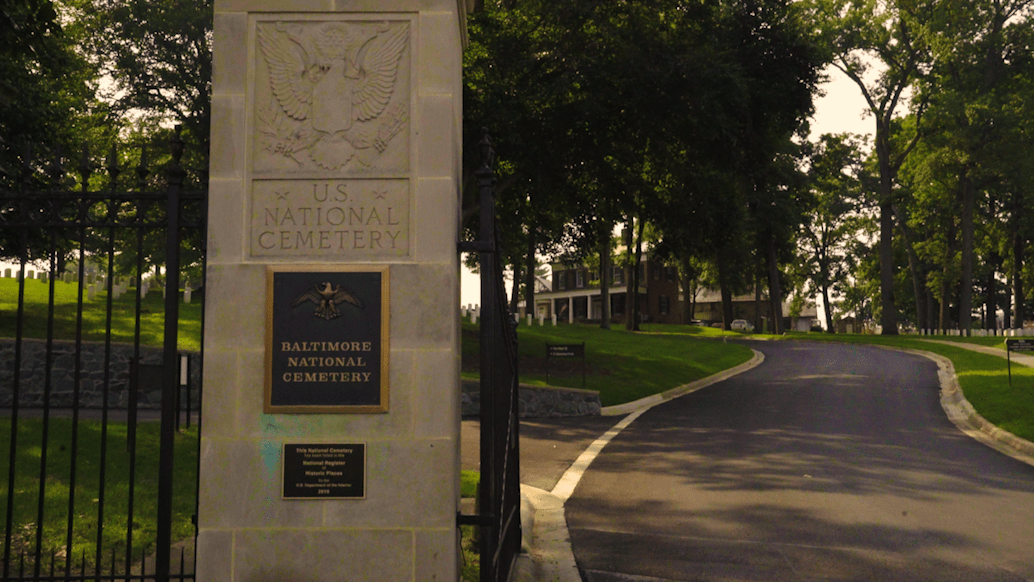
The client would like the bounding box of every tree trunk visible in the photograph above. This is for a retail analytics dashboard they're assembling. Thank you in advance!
[927,289,936,334]
[624,219,635,331]
[940,220,958,332]
[766,232,784,335]
[894,206,926,331]
[875,124,899,335]
[754,267,763,333]
[524,228,537,320]
[985,253,998,330]
[599,223,611,330]
[680,256,693,324]
[1004,274,1012,330]
[959,174,975,336]
[690,279,697,324]
[718,259,733,330]
[1015,230,1025,329]
[822,281,834,333]
[879,199,897,334]
[630,218,644,331]
[510,259,521,319]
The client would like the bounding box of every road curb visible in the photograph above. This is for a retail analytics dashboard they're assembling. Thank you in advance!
[875,345,1034,467]
[600,349,765,416]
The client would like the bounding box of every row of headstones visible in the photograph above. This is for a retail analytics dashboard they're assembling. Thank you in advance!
[1,269,198,304]
[459,304,559,326]
[915,328,1034,337]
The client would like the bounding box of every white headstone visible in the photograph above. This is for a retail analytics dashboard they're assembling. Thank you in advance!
[552,313,557,326]
[184,287,192,304]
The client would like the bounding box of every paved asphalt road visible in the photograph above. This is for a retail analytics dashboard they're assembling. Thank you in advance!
[565,340,1034,582]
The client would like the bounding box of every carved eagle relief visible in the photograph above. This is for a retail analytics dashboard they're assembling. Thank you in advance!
[292,282,364,320]
[256,21,409,170]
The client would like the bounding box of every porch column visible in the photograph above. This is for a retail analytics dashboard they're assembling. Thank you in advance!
[568,297,574,323]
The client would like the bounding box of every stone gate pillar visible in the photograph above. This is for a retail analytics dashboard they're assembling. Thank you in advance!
[197,0,468,580]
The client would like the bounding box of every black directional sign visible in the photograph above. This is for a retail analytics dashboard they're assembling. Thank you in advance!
[1006,339,1034,352]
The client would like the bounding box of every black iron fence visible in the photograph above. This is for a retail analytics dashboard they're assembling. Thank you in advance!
[0,128,206,582]
[457,130,522,582]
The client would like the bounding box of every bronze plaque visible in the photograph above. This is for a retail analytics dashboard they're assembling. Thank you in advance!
[282,443,365,499]
[265,265,389,413]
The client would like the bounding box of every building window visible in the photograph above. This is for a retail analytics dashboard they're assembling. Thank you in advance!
[666,267,676,281]
[558,271,566,290]
[576,270,585,288]
[652,264,661,280]
[659,295,670,315]
[612,265,624,285]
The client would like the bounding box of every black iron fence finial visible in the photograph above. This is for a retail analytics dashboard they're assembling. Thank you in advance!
[478,127,494,171]
[46,148,65,188]
[136,144,150,190]
[167,125,186,184]
[106,143,121,189]
[78,145,93,193]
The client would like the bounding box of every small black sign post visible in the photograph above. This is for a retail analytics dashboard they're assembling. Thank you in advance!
[1006,339,1034,388]
[546,343,586,388]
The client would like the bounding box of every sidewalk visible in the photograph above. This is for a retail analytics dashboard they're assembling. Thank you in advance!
[919,338,1034,367]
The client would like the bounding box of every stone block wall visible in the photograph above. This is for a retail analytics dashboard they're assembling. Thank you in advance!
[461,380,602,418]
[0,338,201,409]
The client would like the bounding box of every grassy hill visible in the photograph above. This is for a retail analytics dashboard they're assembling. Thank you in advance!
[0,277,202,351]
[461,320,755,407]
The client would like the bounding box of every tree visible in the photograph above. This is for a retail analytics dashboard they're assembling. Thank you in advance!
[914,0,1034,333]
[801,133,867,331]
[808,0,933,334]
[79,0,213,171]
[1,0,102,266]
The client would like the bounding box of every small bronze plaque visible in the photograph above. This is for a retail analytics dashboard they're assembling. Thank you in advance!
[266,265,389,413]
[283,443,365,499]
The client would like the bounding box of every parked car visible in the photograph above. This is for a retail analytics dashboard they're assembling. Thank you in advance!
[731,319,755,332]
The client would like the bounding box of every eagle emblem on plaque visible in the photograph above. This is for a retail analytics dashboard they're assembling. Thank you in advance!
[292,282,364,320]
[255,21,409,171]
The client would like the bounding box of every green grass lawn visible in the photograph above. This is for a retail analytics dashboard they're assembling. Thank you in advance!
[0,278,202,351]
[0,418,198,574]
[783,332,1034,443]
[462,320,755,407]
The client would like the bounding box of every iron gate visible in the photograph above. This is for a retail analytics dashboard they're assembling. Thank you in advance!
[457,129,522,582]
[0,128,206,582]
